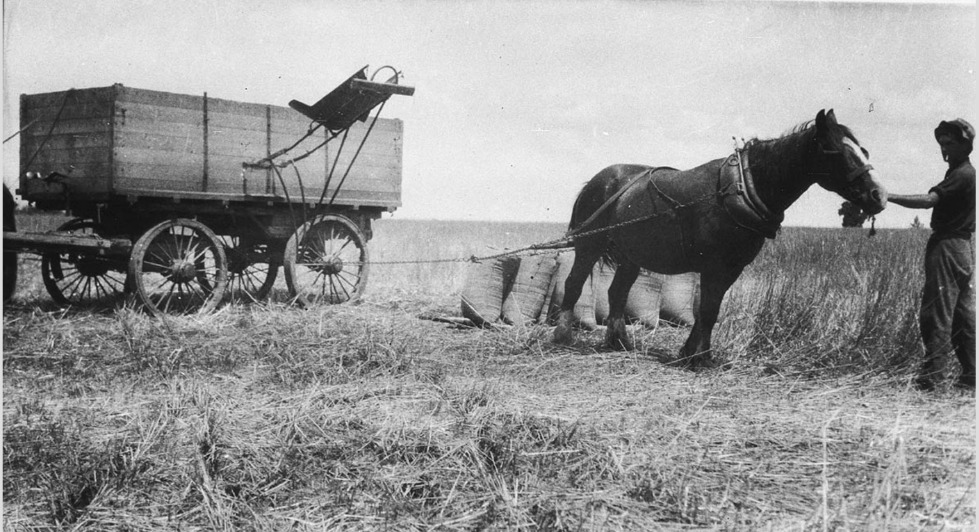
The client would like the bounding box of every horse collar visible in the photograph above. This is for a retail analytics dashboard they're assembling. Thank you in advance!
[719,148,783,239]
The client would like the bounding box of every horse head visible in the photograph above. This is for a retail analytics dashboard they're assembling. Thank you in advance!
[809,109,887,215]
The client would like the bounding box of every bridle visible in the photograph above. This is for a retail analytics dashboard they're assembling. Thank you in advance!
[810,142,875,198]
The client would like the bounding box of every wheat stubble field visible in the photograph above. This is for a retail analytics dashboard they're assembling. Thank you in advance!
[2,213,975,531]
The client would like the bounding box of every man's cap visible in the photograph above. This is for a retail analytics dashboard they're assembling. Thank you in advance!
[934,118,975,145]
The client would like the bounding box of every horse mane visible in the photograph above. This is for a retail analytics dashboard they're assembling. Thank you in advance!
[746,119,857,178]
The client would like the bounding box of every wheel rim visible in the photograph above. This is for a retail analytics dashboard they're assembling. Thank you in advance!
[41,219,127,306]
[3,192,17,303]
[284,215,369,305]
[218,235,278,302]
[129,219,228,315]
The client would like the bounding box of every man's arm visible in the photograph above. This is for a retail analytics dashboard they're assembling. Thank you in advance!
[889,192,939,209]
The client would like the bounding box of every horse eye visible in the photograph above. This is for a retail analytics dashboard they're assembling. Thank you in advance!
[861,148,870,159]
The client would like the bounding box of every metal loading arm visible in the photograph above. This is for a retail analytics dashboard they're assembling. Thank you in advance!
[288,65,415,132]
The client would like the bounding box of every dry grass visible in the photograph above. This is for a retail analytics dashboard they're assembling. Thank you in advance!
[3,215,975,531]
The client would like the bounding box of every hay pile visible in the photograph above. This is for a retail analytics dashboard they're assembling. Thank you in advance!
[3,302,974,530]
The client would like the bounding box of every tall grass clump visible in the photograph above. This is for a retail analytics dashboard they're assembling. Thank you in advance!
[719,228,931,375]
[4,216,974,530]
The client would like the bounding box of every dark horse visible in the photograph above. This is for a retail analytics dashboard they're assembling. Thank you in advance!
[553,110,887,369]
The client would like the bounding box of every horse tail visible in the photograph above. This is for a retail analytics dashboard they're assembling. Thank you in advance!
[568,185,588,232]
[567,166,634,268]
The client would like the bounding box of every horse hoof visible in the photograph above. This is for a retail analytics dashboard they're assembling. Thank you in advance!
[553,325,574,345]
[605,335,634,351]
[672,352,716,371]
[605,319,634,351]
[686,356,729,372]
[689,359,714,372]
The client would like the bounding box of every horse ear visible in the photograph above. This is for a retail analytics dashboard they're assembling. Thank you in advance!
[815,109,837,140]
[815,110,827,133]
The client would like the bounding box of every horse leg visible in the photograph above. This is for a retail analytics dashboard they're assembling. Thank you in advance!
[605,261,640,351]
[553,248,602,345]
[678,270,738,370]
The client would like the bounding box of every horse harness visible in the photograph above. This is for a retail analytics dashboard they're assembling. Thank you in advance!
[717,147,783,239]
[567,138,815,249]
[569,166,676,237]
[809,143,875,198]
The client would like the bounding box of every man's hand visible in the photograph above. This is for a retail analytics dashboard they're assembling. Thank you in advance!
[888,192,939,209]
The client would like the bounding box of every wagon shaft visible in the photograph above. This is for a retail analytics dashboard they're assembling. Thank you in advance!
[3,230,131,257]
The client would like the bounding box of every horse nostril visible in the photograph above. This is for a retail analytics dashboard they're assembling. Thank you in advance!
[871,189,881,202]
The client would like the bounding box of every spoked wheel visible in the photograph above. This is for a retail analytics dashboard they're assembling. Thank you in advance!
[3,185,17,303]
[129,219,228,315]
[218,235,279,302]
[284,214,369,305]
[41,218,129,307]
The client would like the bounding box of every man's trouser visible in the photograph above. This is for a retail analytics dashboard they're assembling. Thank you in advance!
[919,235,976,385]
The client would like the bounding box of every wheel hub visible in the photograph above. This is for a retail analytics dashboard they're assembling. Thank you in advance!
[320,256,343,275]
[227,249,250,275]
[74,255,111,277]
[169,260,198,283]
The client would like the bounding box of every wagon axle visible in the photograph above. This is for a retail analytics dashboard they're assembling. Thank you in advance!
[68,254,114,278]
[310,255,345,276]
[166,258,200,285]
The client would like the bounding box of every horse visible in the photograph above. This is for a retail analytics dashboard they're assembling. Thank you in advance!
[552,109,887,369]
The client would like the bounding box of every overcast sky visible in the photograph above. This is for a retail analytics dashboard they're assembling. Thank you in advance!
[3,0,975,228]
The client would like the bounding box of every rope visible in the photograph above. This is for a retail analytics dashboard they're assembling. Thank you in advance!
[3,118,39,144]
[326,100,387,208]
[359,190,718,266]
[246,122,323,169]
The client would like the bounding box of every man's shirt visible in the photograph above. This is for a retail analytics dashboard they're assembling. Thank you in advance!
[930,158,976,238]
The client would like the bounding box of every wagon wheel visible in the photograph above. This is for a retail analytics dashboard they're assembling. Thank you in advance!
[41,218,128,306]
[128,219,228,315]
[3,186,16,302]
[217,235,279,302]
[284,214,369,305]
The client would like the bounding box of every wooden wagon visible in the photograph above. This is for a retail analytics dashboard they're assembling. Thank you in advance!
[3,66,414,314]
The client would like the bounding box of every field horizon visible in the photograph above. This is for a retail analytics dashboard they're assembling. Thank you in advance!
[3,214,975,531]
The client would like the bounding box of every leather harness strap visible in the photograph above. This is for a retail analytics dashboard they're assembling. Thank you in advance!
[718,149,782,239]
[570,167,671,236]
[735,148,776,222]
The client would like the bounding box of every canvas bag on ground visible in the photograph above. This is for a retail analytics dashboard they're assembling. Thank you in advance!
[461,255,520,327]
[624,270,664,329]
[547,251,597,330]
[501,253,558,326]
[659,272,700,325]
[592,263,615,324]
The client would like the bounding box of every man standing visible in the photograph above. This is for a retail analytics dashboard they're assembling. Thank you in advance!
[889,119,975,391]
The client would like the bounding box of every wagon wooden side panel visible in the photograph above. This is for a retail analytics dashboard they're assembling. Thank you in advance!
[325,119,403,208]
[20,85,403,211]
[112,88,206,193]
[19,88,116,202]
[13,71,412,314]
